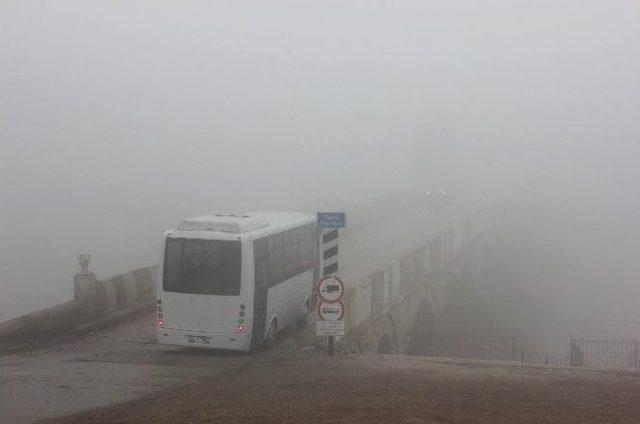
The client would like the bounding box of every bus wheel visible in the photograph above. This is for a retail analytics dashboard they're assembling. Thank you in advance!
[264,319,278,348]
[296,299,310,329]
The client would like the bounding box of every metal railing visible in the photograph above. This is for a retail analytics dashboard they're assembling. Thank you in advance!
[409,332,640,371]
[570,336,640,371]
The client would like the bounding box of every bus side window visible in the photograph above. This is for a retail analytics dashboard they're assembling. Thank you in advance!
[268,236,276,252]
[254,239,270,287]
[295,227,306,271]
[297,225,308,270]
[257,261,269,287]
[283,229,299,279]
[270,234,284,284]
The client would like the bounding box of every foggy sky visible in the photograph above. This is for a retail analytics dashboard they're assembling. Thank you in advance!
[1,0,639,336]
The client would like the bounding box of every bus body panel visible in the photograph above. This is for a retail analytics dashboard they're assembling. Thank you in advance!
[266,268,313,330]
[161,240,254,334]
[157,240,255,350]
[162,292,247,333]
[157,328,253,351]
[249,269,313,349]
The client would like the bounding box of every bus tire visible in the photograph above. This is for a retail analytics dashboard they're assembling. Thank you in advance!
[296,297,311,329]
[264,319,278,348]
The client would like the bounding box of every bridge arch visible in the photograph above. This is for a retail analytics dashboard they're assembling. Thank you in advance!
[377,334,393,354]
[407,299,437,355]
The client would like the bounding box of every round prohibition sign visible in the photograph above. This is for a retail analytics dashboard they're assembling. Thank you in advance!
[316,275,345,303]
[316,300,345,321]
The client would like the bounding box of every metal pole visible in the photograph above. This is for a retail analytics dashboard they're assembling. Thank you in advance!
[634,339,638,371]
[328,335,335,356]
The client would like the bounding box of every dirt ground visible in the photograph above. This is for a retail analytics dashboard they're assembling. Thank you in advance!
[45,352,640,424]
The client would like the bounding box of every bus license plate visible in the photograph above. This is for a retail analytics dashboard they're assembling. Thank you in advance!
[185,335,212,345]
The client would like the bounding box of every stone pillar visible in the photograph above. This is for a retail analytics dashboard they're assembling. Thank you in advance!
[73,254,99,318]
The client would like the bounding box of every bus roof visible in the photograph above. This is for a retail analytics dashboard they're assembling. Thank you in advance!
[170,211,315,239]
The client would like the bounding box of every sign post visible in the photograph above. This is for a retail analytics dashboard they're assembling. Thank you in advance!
[316,212,346,356]
[316,275,345,356]
[317,212,345,275]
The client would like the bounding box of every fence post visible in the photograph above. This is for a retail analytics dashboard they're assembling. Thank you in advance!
[570,336,584,367]
[633,339,640,371]
[570,336,575,366]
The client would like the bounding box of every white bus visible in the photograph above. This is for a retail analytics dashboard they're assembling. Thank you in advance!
[156,212,317,351]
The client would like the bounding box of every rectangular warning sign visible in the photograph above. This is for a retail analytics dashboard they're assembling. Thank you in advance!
[316,320,345,336]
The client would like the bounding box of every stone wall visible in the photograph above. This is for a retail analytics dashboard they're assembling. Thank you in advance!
[0,261,157,342]
[74,263,157,320]
[339,209,489,354]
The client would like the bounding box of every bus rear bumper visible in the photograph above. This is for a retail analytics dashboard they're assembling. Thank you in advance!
[157,328,252,352]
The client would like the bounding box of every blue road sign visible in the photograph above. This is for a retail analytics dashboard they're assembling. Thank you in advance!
[317,212,346,229]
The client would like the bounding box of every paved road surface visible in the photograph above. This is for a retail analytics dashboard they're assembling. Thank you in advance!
[1,314,257,423]
[49,353,640,424]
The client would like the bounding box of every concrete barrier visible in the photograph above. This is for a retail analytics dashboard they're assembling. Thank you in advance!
[0,256,157,342]
[0,300,85,342]
[84,265,156,319]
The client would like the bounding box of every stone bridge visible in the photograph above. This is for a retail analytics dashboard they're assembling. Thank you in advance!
[0,191,462,343]
[0,193,493,423]
[338,207,491,355]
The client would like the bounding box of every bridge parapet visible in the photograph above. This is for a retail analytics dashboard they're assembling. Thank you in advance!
[0,259,156,342]
[73,260,156,321]
[338,207,490,354]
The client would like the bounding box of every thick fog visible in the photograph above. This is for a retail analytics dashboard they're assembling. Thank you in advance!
[1,0,639,349]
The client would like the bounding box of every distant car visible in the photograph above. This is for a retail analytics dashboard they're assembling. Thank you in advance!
[425,191,449,199]
[424,191,454,211]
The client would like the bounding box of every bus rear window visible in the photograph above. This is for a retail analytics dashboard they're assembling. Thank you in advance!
[163,238,241,296]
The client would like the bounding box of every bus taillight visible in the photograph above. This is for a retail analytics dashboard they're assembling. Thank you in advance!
[156,307,165,328]
[237,306,246,332]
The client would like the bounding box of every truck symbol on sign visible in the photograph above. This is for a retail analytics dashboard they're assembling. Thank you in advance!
[316,275,345,303]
